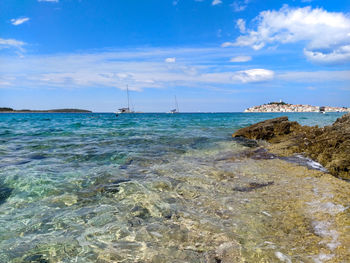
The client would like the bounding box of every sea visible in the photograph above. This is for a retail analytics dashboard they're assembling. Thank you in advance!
[0,112,349,262]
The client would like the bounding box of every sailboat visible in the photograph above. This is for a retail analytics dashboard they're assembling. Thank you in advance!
[117,85,135,114]
[169,95,179,114]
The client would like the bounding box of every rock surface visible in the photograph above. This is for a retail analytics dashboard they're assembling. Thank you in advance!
[232,117,301,141]
[232,113,350,180]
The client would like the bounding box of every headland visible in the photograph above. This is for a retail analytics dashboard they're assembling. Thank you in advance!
[245,101,350,113]
[0,107,92,113]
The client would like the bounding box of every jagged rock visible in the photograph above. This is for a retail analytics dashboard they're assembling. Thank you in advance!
[232,117,300,141]
[232,113,350,180]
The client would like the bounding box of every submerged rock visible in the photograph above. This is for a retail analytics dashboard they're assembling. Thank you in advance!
[119,158,133,169]
[233,113,350,179]
[206,241,242,263]
[131,205,151,219]
[249,148,277,160]
[23,254,49,263]
[0,186,12,205]
[233,181,274,192]
[98,179,131,194]
[231,137,259,148]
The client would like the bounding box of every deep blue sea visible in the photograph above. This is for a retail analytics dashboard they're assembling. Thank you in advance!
[0,112,347,262]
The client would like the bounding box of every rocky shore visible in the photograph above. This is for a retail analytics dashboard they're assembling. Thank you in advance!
[233,113,350,180]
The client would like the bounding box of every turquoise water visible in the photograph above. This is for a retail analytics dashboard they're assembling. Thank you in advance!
[0,112,347,262]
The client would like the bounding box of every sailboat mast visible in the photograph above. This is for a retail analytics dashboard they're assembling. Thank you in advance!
[175,95,179,112]
[127,85,130,110]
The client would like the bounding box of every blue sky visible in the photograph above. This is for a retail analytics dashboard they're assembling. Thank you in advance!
[1,0,350,112]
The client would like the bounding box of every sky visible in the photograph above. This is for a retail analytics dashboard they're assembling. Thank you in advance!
[1,0,350,112]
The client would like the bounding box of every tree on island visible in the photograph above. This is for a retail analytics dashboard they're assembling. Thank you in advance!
[0,107,14,112]
[266,101,290,106]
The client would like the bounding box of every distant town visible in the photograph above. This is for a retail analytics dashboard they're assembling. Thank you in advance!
[245,101,350,113]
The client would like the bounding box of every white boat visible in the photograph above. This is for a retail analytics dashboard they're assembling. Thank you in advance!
[169,95,179,114]
[116,85,135,114]
[319,106,326,114]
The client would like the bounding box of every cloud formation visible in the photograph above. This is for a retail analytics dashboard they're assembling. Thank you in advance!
[0,38,26,51]
[165,57,176,63]
[277,70,350,83]
[212,0,222,6]
[304,46,350,64]
[0,48,274,91]
[225,6,350,64]
[230,56,251,62]
[11,17,30,26]
[232,69,274,83]
[2,47,349,98]
[232,0,250,12]
[236,18,246,33]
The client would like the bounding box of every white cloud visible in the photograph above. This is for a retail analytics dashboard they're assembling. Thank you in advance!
[165,57,176,63]
[232,0,250,12]
[236,18,246,33]
[212,0,222,6]
[0,38,26,51]
[277,70,350,83]
[306,86,316,90]
[11,17,30,26]
[304,46,350,64]
[230,55,251,62]
[217,29,222,38]
[0,48,277,91]
[228,6,350,64]
[221,42,234,48]
[2,48,350,94]
[232,69,274,83]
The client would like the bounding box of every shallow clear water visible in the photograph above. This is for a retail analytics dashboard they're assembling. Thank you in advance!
[0,112,348,262]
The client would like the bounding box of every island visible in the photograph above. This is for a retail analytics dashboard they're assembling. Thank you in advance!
[245,101,350,113]
[0,107,92,113]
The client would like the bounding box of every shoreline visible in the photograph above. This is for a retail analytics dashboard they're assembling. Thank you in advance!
[232,113,350,180]
[0,111,346,114]
[0,111,92,113]
[0,108,92,113]
[245,102,350,113]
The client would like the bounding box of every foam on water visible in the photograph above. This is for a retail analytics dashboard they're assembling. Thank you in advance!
[281,154,328,173]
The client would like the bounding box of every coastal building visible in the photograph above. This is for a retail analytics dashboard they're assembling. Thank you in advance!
[245,102,350,113]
